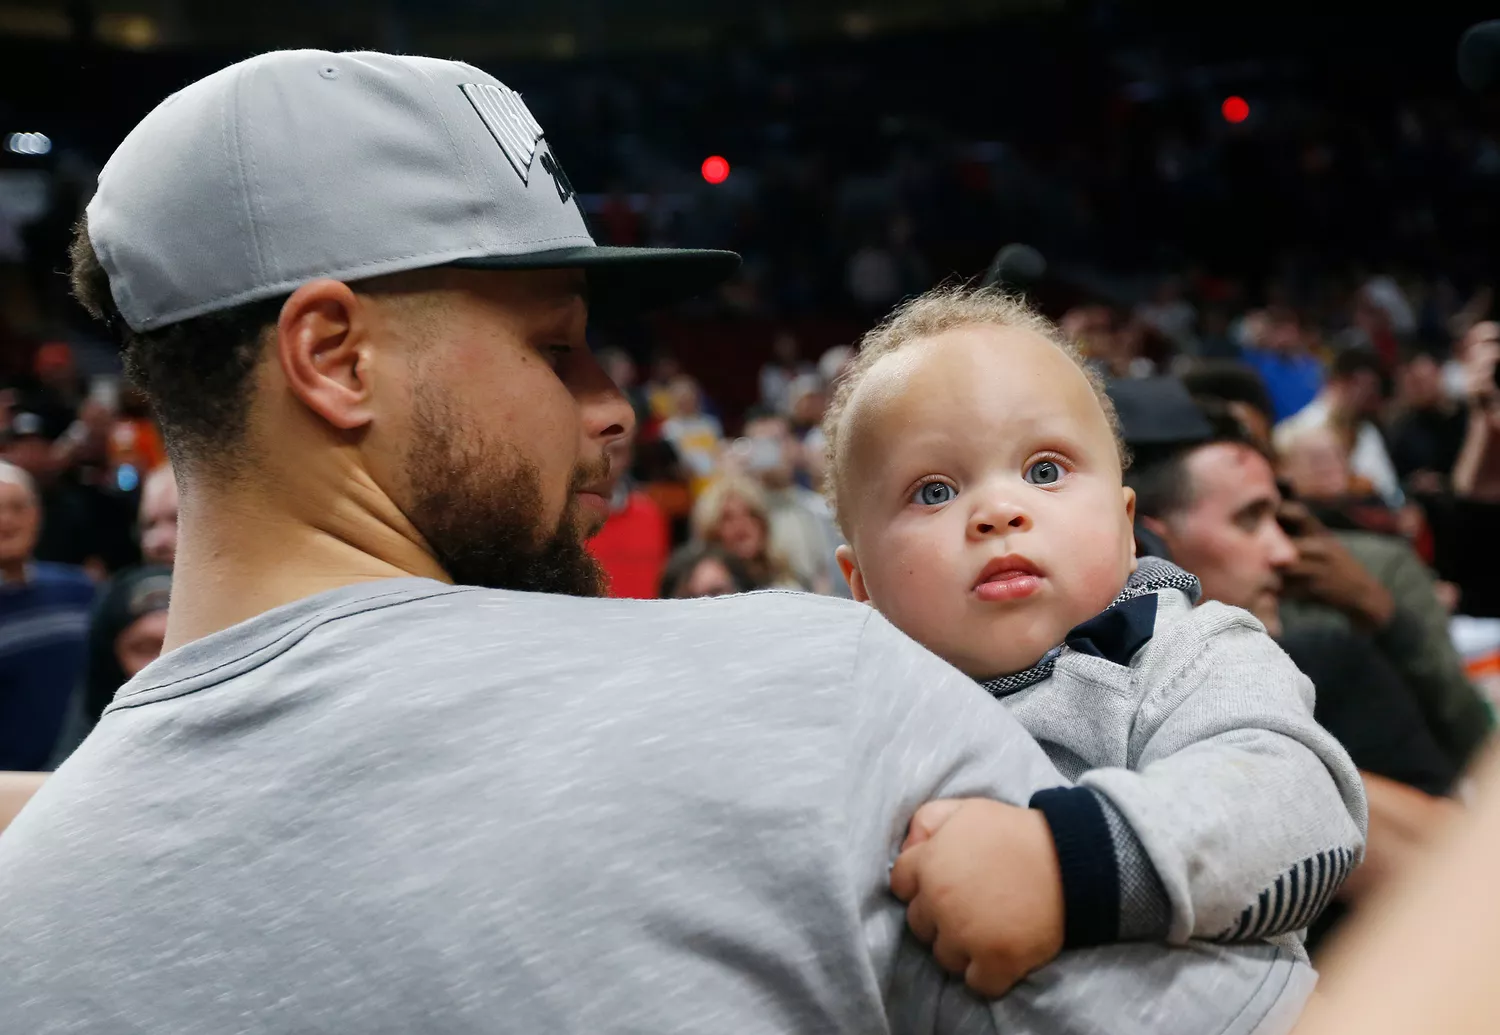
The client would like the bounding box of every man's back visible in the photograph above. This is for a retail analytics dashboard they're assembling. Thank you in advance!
[0,581,1309,1034]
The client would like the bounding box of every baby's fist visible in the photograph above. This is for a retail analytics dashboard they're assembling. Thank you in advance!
[890,799,1065,998]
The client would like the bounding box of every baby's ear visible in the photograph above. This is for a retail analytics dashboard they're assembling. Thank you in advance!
[836,544,870,603]
[1122,486,1139,570]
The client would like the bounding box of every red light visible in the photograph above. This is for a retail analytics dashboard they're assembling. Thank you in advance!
[701,155,730,184]
[1221,96,1250,124]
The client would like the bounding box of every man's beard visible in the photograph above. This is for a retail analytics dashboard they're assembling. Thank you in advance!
[403,386,607,597]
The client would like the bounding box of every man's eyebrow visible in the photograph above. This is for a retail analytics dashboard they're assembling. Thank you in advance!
[1234,497,1276,522]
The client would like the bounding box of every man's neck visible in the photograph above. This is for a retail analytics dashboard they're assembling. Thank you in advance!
[163,482,448,655]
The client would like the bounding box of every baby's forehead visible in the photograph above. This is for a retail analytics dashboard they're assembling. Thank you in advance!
[849,325,1102,431]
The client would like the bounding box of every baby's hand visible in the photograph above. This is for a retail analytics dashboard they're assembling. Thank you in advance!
[890,799,1065,998]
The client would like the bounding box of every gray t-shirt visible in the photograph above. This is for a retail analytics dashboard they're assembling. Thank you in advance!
[0,580,1311,1034]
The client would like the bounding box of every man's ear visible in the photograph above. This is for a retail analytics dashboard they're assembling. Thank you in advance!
[276,278,376,432]
[836,544,870,604]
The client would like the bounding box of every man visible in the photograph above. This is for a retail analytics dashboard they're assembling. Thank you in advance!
[738,407,845,596]
[1388,343,1469,495]
[1128,431,1466,945]
[0,461,94,771]
[1275,348,1403,507]
[1178,369,1492,771]
[0,52,1305,1033]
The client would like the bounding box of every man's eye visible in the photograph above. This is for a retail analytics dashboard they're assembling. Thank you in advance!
[912,482,956,506]
[1024,460,1062,486]
[545,345,573,367]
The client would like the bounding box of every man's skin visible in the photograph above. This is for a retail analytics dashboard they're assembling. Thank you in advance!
[163,267,629,653]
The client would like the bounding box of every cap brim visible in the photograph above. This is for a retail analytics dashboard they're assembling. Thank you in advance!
[449,245,740,315]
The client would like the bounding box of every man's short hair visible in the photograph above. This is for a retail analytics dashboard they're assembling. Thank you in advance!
[69,217,283,476]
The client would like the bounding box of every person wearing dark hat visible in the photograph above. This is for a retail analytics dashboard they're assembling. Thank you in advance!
[0,51,1300,1034]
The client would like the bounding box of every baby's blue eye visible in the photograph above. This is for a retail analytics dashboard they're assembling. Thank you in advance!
[1025,461,1062,486]
[914,482,956,506]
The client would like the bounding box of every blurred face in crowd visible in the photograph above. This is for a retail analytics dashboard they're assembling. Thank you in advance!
[115,611,169,679]
[1278,425,1352,501]
[139,466,179,567]
[742,415,797,489]
[0,468,40,571]
[678,557,740,598]
[282,267,630,595]
[670,377,702,418]
[836,324,1137,677]
[1144,442,1298,636]
[1337,368,1384,419]
[1399,354,1445,411]
[713,492,768,563]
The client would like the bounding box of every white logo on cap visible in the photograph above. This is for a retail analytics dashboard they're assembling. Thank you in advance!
[460,82,546,184]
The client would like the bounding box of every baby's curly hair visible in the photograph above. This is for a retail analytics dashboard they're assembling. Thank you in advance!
[821,283,1129,534]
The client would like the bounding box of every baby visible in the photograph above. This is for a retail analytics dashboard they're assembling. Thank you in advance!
[822,285,1367,993]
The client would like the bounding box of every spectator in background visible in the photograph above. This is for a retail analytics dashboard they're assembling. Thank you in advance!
[658,375,723,496]
[1239,308,1324,422]
[25,342,85,442]
[658,542,756,599]
[47,465,178,762]
[786,372,827,441]
[1134,275,1199,355]
[689,475,803,590]
[587,433,670,599]
[137,464,178,567]
[0,462,94,771]
[735,408,844,596]
[757,332,813,414]
[79,566,172,727]
[1388,342,1470,496]
[1277,348,1403,508]
[1180,360,1276,450]
[1125,434,1467,950]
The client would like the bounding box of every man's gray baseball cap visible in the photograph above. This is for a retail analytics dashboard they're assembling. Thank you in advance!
[87,49,741,332]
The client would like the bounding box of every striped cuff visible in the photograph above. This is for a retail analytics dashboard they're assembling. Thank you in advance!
[1029,786,1120,948]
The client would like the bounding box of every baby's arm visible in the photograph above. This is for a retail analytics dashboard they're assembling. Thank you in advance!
[1063,604,1368,944]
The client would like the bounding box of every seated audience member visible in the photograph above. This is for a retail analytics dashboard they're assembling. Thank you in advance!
[736,408,845,596]
[659,543,756,599]
[1277,348,1403,508]
[690,475,805,591]
[80,566,172,727]
[0,462,95,771]
[1238,307,1324,422]
[136,464,178,567]
[659,375,723,495]
[1388,342,1470,496]
[1180,360,1276,451]
[1125,419,1474,949]
[587,434,670,600]
[1191,374,1490,770]
[757,332,814,414]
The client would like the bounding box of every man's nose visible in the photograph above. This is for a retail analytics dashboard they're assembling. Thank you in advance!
[1265,520,1300,570]
[576,351,636,445]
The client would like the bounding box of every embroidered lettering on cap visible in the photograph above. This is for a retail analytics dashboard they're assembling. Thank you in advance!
[460,82,546,184]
